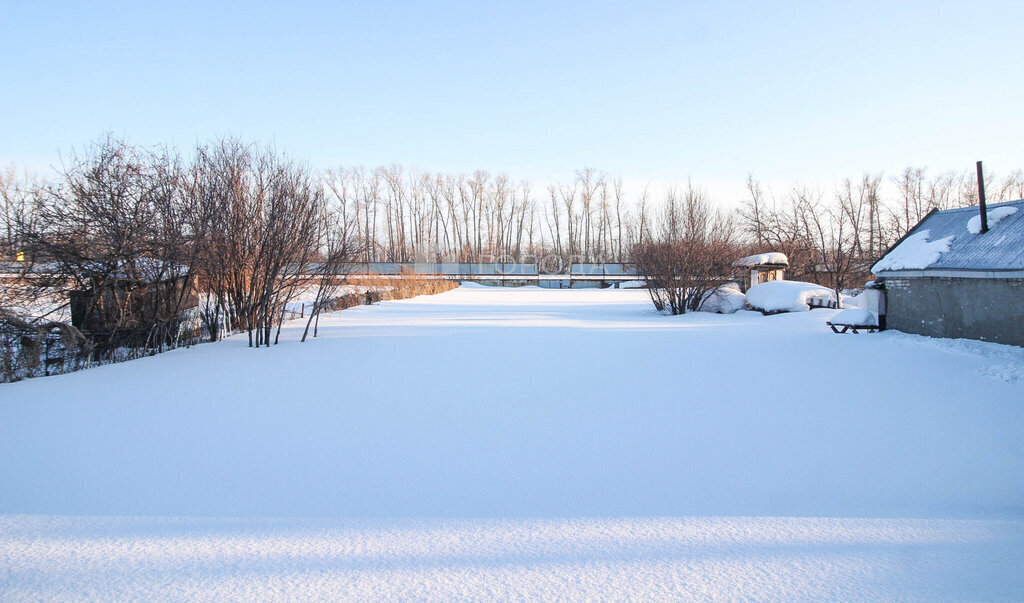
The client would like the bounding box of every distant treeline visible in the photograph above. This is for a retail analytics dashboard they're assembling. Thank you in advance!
[2,135,1023,324]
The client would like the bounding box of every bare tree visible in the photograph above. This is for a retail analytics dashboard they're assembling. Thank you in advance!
[0,167,38,262]
[189,139,324,348]
[796,186,859,307]
[301,207,359,342]
[17,136,199,356]
[634,183,737,314]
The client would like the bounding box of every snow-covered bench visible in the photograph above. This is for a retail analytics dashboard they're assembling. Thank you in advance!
[826,308,879,334]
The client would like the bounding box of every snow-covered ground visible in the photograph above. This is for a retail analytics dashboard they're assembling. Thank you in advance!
[2,285,1023,599]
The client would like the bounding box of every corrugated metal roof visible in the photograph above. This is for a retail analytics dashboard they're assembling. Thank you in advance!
[875,199,1024,272]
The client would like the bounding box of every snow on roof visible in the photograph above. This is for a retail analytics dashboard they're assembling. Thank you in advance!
[873,199,1024,273]
[968,206,1018,234]
[871,230,954,273]
[733,252,788,267]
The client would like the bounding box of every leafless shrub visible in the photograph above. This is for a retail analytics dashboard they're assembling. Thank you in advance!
[187,140,325,347]
[633,184,738,314]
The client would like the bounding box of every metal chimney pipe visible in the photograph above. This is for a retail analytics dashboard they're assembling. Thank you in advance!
[977,160,988,234]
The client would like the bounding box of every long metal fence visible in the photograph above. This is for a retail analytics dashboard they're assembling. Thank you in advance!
[335,262,636,277]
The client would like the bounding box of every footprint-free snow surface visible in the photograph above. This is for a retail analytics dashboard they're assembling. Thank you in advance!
[2,286,1023,599]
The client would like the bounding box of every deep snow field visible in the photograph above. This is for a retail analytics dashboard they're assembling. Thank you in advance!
[2,285,1023,599]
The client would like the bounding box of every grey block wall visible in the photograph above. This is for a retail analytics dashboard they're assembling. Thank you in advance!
[884,276,1024,347]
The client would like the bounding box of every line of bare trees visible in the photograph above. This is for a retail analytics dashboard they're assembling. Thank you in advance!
[303,164,1024,272]
[7,151,1022,276]
[320,165,637,266]
[3,136,1024,324]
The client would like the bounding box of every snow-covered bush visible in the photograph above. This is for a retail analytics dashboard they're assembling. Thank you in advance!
[700,282,746,314]
[745,280,836,314]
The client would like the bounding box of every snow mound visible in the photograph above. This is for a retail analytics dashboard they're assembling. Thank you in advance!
[734,252,788,267]
[746,280,835,313]
[844,289,871,309]
[872,230,954,273]
[968,206,1018,234]
[701,282,746,314]
[829,307,878,327]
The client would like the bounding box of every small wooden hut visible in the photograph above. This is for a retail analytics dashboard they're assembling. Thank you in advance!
[733,253,789,292]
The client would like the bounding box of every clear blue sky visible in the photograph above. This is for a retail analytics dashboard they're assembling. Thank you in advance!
[2,0,1022,199]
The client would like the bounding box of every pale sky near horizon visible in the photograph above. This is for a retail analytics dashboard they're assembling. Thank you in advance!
[2,1,1022,205]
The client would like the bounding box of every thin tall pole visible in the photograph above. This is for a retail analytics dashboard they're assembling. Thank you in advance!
[976,161,988,234]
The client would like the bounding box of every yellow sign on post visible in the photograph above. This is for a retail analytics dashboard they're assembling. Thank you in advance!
[16,251,25,262]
